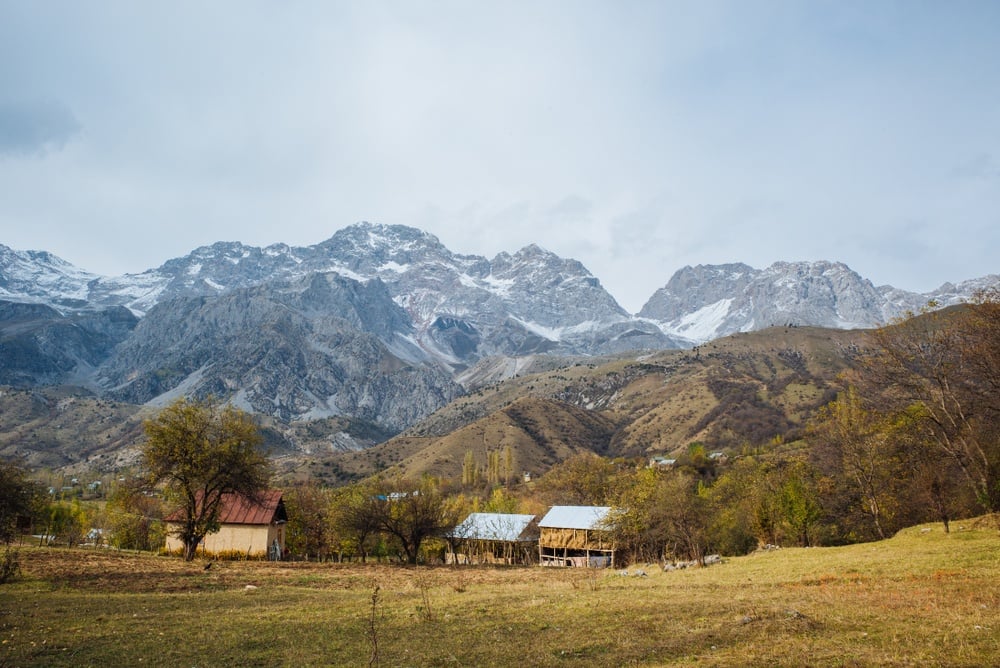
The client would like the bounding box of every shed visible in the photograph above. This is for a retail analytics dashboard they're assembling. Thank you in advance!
[446,512,539,565]
[165,490,287,559]
[538,505,617,568]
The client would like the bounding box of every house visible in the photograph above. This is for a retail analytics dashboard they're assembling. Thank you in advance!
[164,490,287,559]
[446,512,539,565]
[649,456,676,469]
[538,505,617,568]
[708,451,728,463]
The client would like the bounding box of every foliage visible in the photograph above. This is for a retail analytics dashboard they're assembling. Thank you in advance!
[479,486,521,514]
[611,468,712,563]
[0,546,20,584]
[534,452,624,505]
[43,500,89,547]
[369,476,461,564]
[106,480,165,551]
[332,480,383,562]
[862,294,1000,513]
[777,459,823,547]
[0,461,43,544]
[142,397,271,561]
[283,482,335,561]
[705,457,786,553]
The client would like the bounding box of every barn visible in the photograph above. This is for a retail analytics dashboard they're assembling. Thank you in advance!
[446,512,539,565]
[165,490,287,560]
[538,505,617,568]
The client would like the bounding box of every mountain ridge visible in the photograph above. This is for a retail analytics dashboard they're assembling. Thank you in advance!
[1,222,996,448]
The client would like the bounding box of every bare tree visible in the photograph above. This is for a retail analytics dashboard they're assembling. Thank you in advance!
[864,295,1000,514]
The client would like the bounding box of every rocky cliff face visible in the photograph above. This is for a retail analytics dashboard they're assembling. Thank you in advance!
[0,300,137,387]
[96,272,461,430]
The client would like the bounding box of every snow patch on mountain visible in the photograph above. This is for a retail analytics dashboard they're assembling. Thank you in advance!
[662,298,733,343]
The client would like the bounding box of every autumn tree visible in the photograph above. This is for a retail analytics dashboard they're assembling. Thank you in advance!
[864,293,1000,514]
[808,388,911,539]
[535,453,623,505]
[370,476,460,565]
[706,457,786,553]
[611,469,712,563]
[778,459,823,547]
[106,478,165,551]
[143,397,271,561]
[284,482,335,561]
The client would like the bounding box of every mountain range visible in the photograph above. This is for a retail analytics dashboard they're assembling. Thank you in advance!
[1,222,996,462]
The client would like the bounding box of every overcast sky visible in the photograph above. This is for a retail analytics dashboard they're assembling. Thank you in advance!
[2,1,998,312]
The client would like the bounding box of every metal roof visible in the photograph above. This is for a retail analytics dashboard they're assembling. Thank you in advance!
[538,506,612,530]
[449,513,538,542]
[165,490,285,526]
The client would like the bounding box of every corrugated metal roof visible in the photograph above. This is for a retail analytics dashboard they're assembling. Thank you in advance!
[450,513,538,542]
[538,505,612,530]
[165,490,285,526]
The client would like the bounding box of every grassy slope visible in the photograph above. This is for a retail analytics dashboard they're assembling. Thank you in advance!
[0,386,147,471]
[333,325,861,482]
[3,519,998,667]
[0,325,863,483]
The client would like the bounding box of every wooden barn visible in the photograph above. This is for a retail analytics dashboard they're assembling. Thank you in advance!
[446,512,539,565]
[538,505,617,568]
[165,490,287,560]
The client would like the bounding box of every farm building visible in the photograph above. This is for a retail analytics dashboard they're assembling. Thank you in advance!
[446,512,539,565]
[538,505,617,568]
[165,490,287,560]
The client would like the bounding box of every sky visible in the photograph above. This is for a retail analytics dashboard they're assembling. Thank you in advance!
[1,1,998,313]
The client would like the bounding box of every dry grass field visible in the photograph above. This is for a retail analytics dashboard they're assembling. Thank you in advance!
[2,519,999,667]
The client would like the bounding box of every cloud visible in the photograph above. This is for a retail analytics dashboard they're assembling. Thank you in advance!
[951,153,1000,181]
[0,99,81,157]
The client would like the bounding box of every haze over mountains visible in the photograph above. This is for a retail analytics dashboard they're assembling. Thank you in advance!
[1,222,996,444]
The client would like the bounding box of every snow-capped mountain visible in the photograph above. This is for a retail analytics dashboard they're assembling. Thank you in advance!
[1,224,996,433]
[0,224,675,428]
[639,261,999,344]
[0,245,100,309]
[4,223,677,367]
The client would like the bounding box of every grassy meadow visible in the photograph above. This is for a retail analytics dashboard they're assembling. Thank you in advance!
[2,519,999,667]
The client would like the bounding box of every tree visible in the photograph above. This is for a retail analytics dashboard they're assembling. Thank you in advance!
[778,460,823,547]
[143,397,271,561]
[107,479,165,551]
[371,476,459,565]
[864,295,1000,514]
[284,482,334,561]
[809,388,908,540]
[332,480,383,562]
[611,469,712,563]
[535,453,622,505]
[0,462,42,545]
[44,499,88,547]
[706,457,786,553]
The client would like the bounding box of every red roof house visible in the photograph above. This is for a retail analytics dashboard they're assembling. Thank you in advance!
[164,490,287,559]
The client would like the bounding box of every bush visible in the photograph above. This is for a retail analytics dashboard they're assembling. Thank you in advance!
[0,547,21,584]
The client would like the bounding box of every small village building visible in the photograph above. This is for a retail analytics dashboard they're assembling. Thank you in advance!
[165,490,287,560]
[538,505,617,568]
[446,512,539,565]
[649,456,676,469]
